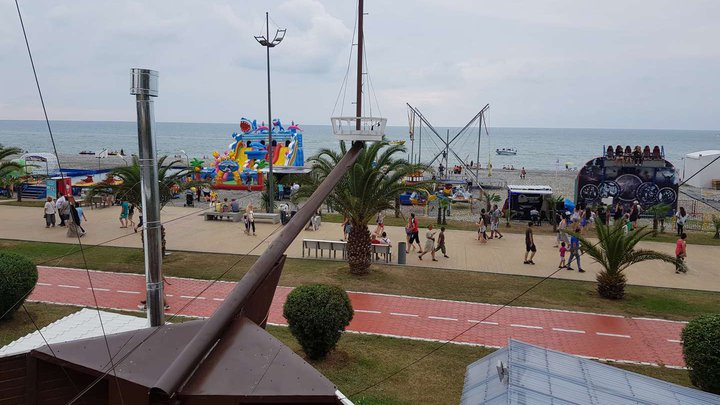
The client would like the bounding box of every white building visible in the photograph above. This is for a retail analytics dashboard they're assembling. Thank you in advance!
[683,150,720,189]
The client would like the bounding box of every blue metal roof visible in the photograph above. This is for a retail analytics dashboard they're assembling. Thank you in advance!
[461,340,720,405]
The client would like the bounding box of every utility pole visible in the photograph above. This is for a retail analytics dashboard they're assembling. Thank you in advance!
[130,68,164,326]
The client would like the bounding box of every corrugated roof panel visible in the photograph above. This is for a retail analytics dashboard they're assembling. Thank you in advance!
[462,340,720,405]
[0,308,148,358]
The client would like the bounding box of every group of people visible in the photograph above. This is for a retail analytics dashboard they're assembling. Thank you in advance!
[210,197,257,235]
[43,194,87,237]
[403,213,449,260]
[475,205,504,243]
[607,145,663,165]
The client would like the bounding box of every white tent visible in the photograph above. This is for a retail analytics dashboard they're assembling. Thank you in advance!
[18,152,60,176]
[683,150,720,188]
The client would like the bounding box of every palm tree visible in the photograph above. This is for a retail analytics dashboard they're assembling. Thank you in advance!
[646,203,672,236]
[437,195,449,225]
[295,141,425,275]
[712,215,720,239]
[0,145,24,200]
[88,155,191,208]
[89,156,192,256]
[572,219,684,300]
[547,194,565,232]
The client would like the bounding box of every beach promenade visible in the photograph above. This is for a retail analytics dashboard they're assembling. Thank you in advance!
[0,204,717,292]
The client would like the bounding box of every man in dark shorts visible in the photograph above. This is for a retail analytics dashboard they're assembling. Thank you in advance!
[524,222,536,265]
[406,213,423,254]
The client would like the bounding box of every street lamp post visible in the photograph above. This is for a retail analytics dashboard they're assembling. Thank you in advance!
[179,149,190,168]
[254,12,286,213]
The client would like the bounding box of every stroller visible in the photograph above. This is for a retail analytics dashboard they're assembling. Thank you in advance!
[184,190,194,207]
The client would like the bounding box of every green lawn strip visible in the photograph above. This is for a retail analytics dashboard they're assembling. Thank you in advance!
[320,213,720,245]
[0,200,46,208]
[3,239,718,321]
[0,303,694,403]
[0,302,79,347]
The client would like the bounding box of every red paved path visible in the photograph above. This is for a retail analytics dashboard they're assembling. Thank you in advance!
[30,266,686,367]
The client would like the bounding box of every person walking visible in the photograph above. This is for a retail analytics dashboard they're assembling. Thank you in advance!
[566,228,585,272]
[675,233,687,274]
[556,214,569,248]
[56,194,68,226]
[406,213,423,253]
[630,200,641,229]
[128,203,136,229]
[341,216,352,241]
[520,167,526,179]
[558,242,567,269]
[523,222,536,264]
[119,200,129,228]
[246,203,256,236]
[43,196,56,228]
[418,225,438,261]
[434,226,449,258]
[490,204,503,239]
[613,202,624,225]
[477,211,488,243]
[676,207,688,236]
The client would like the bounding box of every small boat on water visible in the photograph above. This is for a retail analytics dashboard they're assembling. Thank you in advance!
[496,148,517,156]
[389,140,405,145]
[79,150,95,155]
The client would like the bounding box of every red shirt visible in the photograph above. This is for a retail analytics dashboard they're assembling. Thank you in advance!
[675,239,685,256]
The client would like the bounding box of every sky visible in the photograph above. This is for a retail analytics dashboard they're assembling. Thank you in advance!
[1,0,719,130]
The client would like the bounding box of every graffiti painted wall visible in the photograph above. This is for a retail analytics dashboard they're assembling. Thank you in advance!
[575,158,679,210]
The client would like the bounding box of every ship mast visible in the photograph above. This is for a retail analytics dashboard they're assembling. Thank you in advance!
[355,0,364,130]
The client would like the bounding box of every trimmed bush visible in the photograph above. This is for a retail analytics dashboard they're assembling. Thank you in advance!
[283,284,354,360]
[0,252,38,318]
[682,314,720,394]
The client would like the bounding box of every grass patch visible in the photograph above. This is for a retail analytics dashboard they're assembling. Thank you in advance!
[0,200,45,208]
[0,302,79,347]
[3,239,719,321]
[613,363,692,387]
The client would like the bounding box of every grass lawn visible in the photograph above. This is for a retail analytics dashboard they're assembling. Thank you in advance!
[0,302,694,404]
[0,200,45,208]
[0,302,78,347]
[320,213,720,245]
[3,239,719,321]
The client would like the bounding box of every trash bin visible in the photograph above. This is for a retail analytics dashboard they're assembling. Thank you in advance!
[397,242,407,264]
[280,210,288,225]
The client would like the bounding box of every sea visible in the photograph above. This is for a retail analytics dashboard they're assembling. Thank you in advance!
[1,120,717,171]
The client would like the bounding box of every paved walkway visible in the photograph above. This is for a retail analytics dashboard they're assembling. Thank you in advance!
[1,205,718,291]
[30,266,686,367]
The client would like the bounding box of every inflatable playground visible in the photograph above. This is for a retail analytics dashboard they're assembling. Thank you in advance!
[201,118,305,190]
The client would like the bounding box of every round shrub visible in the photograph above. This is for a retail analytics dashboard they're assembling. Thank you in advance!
[682,314,720,394]
[0,252,38,317]
[283,284,354,360]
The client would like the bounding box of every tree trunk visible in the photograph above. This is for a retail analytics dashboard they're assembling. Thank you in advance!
[347,222,371,275]
[652,216,659,236]
[596,270,627,300]
[437,203,442,225]
[394,196,400,218]
[442,207,447,225]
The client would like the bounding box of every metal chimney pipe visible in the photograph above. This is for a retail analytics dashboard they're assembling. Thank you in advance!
[130,68,164,327]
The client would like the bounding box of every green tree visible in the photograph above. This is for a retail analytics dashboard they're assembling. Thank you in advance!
[645,203,672,236]
[88,155,191,208]
[283,284,354,360]
[712,215,720,239]
[0,252,38,319]
[481,190,501,212]
[547,194,564,232]
[296,141,425,275]
[0,145,23,200]
[571,219,684,299]
[682,314,720,394]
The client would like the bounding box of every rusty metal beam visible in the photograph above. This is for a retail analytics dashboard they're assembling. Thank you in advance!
[150,141,365,402]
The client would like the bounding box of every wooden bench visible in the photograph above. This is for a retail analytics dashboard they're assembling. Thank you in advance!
[253,213,281,224]
[302,239,392,263]
[204,211,242,222]
[372,244,392,263]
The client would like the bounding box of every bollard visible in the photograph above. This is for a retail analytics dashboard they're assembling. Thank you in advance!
[397,242,407,264]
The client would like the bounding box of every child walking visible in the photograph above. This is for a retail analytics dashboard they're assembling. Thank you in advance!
[558,242,567,269]
[434,227,449,258]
